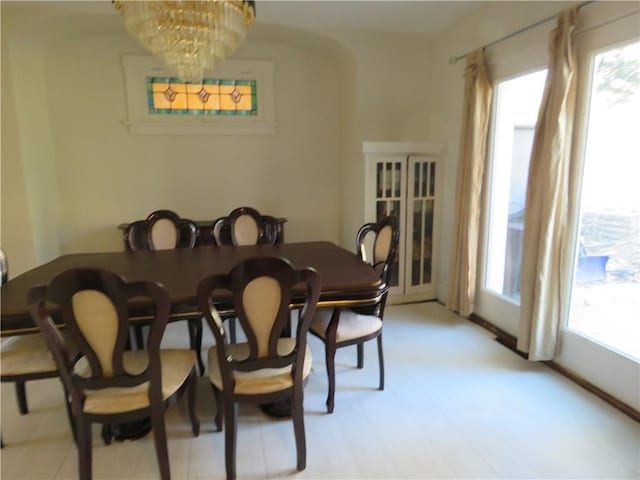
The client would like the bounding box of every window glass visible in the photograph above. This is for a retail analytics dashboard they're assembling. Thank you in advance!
[484,69,547,302]
[567,41,640,360]
[147,77,257,115]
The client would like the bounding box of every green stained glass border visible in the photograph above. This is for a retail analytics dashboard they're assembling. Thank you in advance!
[146,77,258,116]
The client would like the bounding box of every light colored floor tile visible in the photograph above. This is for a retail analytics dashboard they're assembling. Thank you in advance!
[2,302,638,479]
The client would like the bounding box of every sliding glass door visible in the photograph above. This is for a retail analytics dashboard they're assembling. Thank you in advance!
[475,69,547,336]
[477,5,639,409]
[566,41,639,361]
[556,31,639,409]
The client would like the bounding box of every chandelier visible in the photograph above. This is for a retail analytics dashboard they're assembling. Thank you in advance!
[114,0,256,82]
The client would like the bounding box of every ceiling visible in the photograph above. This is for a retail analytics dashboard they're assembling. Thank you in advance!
[5,1,481,36]
[255,1,481,35]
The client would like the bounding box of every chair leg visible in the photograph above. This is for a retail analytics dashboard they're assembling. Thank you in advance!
[223,400,238,480]
[64,399,78,445]
[357,343,364,369]
[292,386,307,471]
[15,381,28,415]
[377,334,385,391]
[188,318,205,376]
[211,385,223,432]
[77,419,92,480]
[150,406,170,480]
[324,342,336,414]
[228,318,237,343]
[101,424,112,445]
[133,325,145,349]
[187,368,200,436]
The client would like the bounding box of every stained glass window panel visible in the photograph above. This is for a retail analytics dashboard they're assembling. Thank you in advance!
[147,77,257,116]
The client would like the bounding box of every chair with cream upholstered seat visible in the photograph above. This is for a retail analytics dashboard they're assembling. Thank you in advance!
[28,267,200,480]
[124,210,198,252]
[309,215,399,413]
[210,207,280,343]
[0,247,68,423]
[124,210,205,375]
[210,206,279,247]
[197,257,320,480]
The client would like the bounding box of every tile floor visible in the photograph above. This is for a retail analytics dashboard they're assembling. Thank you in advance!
[1,302,638,479]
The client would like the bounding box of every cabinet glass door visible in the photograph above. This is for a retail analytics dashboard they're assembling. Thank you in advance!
[364,147,439,301]
[405,156,437,295]
[372,158,406,291]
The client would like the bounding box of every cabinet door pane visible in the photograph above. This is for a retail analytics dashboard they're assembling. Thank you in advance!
[411,200,423,286]
[423,198,434,284]
[407,157,436,291]
[376,190,402,288]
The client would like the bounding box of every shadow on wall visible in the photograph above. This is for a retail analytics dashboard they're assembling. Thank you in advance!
[64,225,125,254]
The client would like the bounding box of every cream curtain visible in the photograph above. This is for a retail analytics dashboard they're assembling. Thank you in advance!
[446,49,493,317]
[518,7,579,360]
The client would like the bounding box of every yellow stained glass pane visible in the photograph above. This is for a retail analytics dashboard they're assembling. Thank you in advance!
[203,95,221,110]
[153,92,172,109]
[187,93,205,110]
[149,78,255,114]
[171,92,188,109]
[186,84,202,94]
[220,94,237,111]
[170,83,187,93]
[153,82,170,92]
[235,94,252,111]
[234,85,252,95]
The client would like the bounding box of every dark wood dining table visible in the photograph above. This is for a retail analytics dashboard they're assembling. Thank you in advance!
[1,241,385,335]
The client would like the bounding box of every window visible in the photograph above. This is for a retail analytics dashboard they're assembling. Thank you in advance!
[147,78,257,115]
[121,55,275,135]
[566,41,640,360]
[484,69,547,302]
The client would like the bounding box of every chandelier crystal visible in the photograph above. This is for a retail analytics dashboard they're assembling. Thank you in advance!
[114,0,256,82]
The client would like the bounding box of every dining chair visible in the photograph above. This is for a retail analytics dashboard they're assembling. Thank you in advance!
[309,215,399,413]
[197,256,320,480]
[210,207,280,343]
[210,206,279,247]
[0,247,70,426]
[124,209,205,375]
[28,267,200,480]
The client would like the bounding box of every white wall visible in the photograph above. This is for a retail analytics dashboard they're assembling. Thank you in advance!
[1,3,438,274]
[0,13,37,277]
[1,6,347,273]
[1,7,64,274]
[324,29,433,247]
[48,34,344,253]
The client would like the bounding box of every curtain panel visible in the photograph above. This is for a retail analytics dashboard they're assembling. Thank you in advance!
[518,7,579,360]
[446,49,493,317]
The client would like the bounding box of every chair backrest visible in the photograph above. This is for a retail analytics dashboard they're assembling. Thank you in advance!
[355,216,400,315]
[123,220,147,252]
[211,207,279,246]
[0,247,7,285]
[124,210,197,252]
[197,257,320,387]
[27,268,171,410]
